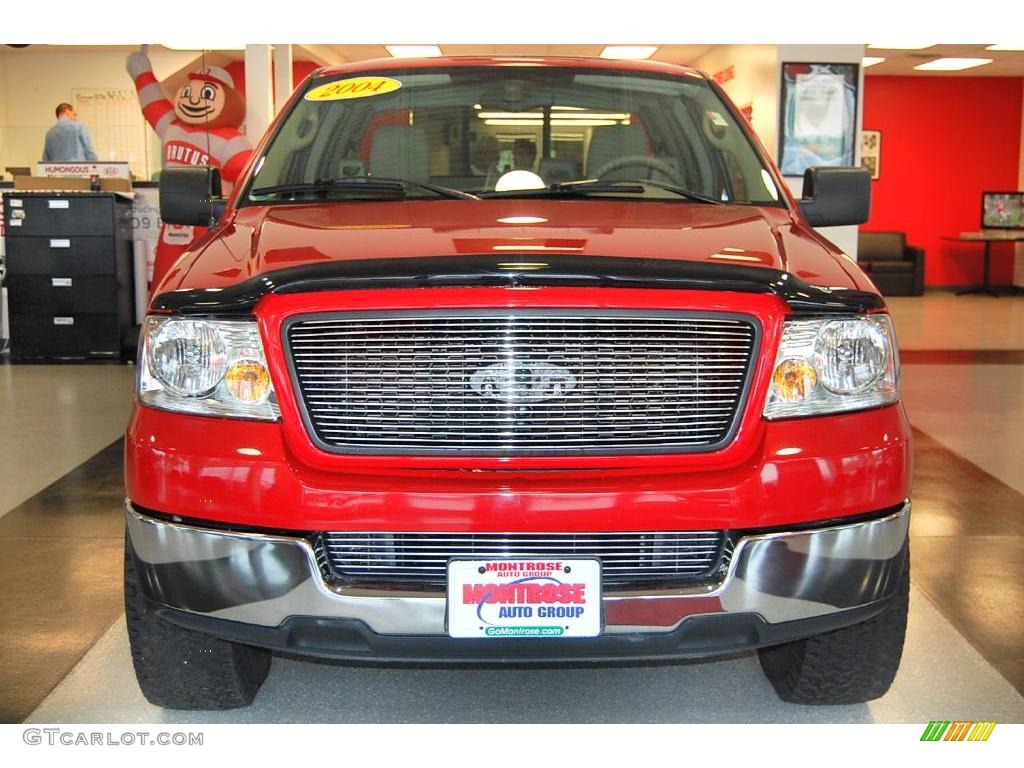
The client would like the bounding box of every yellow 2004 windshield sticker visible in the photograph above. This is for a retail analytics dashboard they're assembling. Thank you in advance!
[305,77,403,101]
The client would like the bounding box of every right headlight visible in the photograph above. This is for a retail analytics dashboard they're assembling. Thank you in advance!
[137,316,279,421]
[763,314,899,419]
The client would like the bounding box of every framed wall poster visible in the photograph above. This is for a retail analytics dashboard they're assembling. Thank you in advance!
[779,62,859,177]
[861,129,881,180]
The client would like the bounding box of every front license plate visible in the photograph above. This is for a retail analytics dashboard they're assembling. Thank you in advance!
[446,558,602,638]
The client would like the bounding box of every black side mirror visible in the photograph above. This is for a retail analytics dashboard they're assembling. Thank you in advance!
[798,166,871,227]
[159,166,226,227]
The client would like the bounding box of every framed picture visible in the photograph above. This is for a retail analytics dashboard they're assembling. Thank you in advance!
[778,62,859,177]
[861,129,881,180]
[981,191,1024,229]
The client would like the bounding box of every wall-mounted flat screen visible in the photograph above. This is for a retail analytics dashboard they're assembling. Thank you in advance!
[981,191,1024,229]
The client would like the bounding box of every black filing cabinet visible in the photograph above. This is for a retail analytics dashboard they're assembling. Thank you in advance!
[2,192,134,361]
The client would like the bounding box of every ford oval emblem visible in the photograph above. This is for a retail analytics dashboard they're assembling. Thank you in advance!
[469,361,577,402]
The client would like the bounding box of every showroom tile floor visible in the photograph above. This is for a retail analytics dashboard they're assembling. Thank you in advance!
[1,290,1022,723]
[0,442,126,722]
[23,588,1024,724]
[887,293,1024,350]
[0,363,133,517]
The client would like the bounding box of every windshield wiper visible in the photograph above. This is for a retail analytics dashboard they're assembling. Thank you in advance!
[621,179,725,205]
[479,180,644,198]
[479,178,725,204]
[553,178,725,204]
[366,176,480,200]
[250,177,478,200]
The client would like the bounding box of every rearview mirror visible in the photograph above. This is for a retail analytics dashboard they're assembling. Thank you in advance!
[159,166,226,227]
[798,166,871,227]
[477,82,554,113]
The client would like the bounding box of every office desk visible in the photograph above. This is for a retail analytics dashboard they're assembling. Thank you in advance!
[943,231,1024,297]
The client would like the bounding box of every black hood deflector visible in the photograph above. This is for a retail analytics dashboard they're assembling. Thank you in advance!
[152,255,883,316]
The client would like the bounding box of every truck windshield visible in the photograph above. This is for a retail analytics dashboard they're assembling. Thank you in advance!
[245,66,783,206]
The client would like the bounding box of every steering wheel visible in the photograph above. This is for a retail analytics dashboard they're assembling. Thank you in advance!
[591,155,685,187]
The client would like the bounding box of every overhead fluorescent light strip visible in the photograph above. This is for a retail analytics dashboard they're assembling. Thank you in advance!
[600,46,657,60]
[483,119,543,127]
[484,119,624,127]
[385,45,442,58]
[862,57,886,68]
[478,111,631,121]
[867,43,936,50]
[164,43,246,50]
[914,57,993,71]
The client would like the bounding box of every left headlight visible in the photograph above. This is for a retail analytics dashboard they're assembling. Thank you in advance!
[763,314,899,419]
[137,316,279,420]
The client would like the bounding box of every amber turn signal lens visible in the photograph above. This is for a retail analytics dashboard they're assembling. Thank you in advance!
[772,359,818,402]
[225,359,272,404]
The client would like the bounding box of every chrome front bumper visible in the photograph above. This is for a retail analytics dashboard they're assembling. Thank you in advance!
[125,501,910,636]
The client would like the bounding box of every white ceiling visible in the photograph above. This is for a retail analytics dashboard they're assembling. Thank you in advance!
[318,44,717,66]
[5,43,1024,77]
[864,44,1024,76]
[319,43,1024,76]
[0,43,718,69]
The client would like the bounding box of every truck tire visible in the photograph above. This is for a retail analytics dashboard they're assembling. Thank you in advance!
[124,536,271,710]
[757,549,909,705]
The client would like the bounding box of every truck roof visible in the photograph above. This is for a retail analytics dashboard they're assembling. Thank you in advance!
[316,55,708,80]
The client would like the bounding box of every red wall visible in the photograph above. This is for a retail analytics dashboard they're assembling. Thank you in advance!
[862,76,1023,286]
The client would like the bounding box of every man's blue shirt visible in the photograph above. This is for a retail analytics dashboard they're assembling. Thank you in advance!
[42,117,98,162]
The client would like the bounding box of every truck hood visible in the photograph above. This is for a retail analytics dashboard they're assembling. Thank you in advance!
[169,199,871,294]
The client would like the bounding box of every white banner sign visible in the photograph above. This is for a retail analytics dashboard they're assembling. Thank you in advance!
[34,162,131,179]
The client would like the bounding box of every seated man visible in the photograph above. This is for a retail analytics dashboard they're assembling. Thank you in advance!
[42,103,98,163]
[470,134,502,190]
[513,138,536,171]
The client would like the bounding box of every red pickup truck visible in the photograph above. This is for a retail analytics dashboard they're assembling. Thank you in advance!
[124,55,911,710]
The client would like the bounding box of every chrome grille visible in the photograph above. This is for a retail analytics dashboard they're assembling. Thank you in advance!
[285,310,757,455]
[320,531,727,590]
[311,533,332,580]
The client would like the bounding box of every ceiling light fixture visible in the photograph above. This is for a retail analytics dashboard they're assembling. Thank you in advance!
[483,118,624,127]
[914,57,993,71]
[867,43,936,49]
[477,112,543,120]
[385,45,442,58]
[862,56,886,68]
[478,111,630,121]
[483,119,543,127]
[163,43,246,50]
[600,46,657,60]
[552,119,621,127]
[556,112,631,121]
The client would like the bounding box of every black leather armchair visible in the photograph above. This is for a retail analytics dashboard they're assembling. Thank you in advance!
[856,231,925,296]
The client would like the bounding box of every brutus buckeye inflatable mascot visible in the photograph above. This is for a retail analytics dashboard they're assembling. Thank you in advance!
[127,45,253,288]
